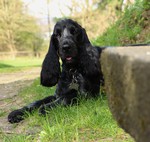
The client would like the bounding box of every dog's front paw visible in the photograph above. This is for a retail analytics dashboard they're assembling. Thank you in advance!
[8,109,25,123]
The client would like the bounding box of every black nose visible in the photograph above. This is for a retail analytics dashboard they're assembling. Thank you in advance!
[62,44,71,52]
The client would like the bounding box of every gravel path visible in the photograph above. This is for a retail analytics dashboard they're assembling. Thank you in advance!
[0,67,41,135]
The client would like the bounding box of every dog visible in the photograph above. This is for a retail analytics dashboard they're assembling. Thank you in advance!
[8,19,104,123]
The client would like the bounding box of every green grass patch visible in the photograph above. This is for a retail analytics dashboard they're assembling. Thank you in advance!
[0,57,43,73]
[2,79,134,142]
[92,0,150,46]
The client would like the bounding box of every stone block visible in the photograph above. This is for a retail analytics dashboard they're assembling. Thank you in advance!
[101,46,150,142]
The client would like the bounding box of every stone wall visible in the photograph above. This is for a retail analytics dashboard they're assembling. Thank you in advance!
[101,46,150,142]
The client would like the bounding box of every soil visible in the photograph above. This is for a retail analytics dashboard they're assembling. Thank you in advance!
[0,67,41,135]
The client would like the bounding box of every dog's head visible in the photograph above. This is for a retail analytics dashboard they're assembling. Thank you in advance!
[53,19,90,64]
[41,19,90,87]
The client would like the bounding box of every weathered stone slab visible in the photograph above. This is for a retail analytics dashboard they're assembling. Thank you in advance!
[101,46,150,142]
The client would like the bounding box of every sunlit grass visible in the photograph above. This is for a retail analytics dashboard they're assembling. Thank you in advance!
[0,57,43,73]
[1,79,134,142]
[92,0,149,46]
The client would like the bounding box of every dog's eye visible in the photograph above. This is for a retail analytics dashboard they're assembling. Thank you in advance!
[56,29,61,37]
[70,27,76,35]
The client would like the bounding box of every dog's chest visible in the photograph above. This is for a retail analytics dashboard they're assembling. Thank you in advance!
[69,75,79,90]
[68,70,84,91]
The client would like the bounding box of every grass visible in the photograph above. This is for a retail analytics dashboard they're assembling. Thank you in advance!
[0,57,43,73]
[92,0,150,46]
[1,79,134,142]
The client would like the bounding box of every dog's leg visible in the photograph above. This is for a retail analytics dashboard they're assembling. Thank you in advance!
[8,95,56,123]
[39,97,63,115]
[39,92,78,115]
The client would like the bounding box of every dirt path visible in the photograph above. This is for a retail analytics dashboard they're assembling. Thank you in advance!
[0,67,41,135]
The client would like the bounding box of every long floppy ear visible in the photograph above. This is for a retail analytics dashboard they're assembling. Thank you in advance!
[79,28,101,77]
[41,35,60,87]
[81,28,90,44]
[78,28,90,45]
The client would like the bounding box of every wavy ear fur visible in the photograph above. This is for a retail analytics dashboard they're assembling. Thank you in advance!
[80,28,90,44]
[80,28,101,77]
[41,35,60,87]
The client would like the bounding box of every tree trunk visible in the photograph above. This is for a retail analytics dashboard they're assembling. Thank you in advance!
[8,43,16,59]
[6,29,16,59]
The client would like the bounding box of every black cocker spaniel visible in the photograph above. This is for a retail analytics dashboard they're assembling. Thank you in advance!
[8,19,104,123]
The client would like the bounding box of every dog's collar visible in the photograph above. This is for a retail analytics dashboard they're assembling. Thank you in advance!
[68,69,79,90]
[69,81,79,90]
[69,68,77,74]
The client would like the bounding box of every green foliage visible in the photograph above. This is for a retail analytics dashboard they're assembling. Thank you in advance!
[16,19,44,52]
[97,0,119,10]
[92,0,150,46]
[67,0,121,39]
[143,0,150,10]
[0,0,44,53]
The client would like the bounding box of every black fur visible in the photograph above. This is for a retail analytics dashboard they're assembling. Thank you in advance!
[8,19,104,123]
